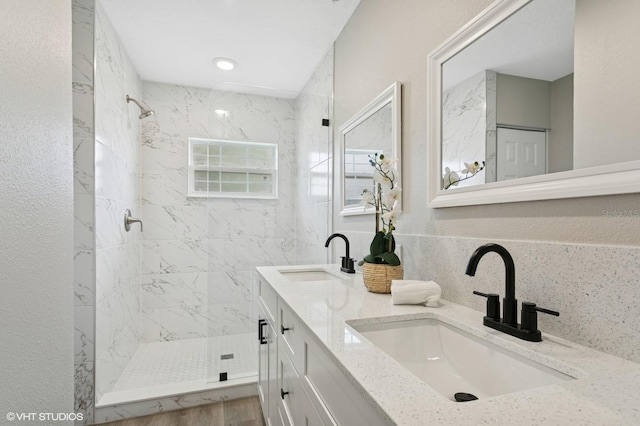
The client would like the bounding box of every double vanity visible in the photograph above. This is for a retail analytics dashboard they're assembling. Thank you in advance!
[257,264,640,425]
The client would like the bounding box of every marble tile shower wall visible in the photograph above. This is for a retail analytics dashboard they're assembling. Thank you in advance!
[72,0,96,422]
[343,230,640,363]
[140,83,297,343]
[94,1,142,402]
[295,48,334,264]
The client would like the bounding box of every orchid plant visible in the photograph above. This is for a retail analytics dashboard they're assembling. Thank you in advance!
[443,161,486,190]
[359,153,402,266]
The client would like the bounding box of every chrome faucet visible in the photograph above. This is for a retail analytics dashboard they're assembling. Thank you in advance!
[324,233,355,273]
[466,243,558,342]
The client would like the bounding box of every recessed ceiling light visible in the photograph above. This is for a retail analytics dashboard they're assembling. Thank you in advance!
[214,57,236,71]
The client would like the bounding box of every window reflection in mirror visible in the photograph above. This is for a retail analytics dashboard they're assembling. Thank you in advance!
[343,103,391,207]
[339,82,401,215]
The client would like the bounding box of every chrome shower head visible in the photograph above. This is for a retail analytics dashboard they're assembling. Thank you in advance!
[126,95,154,119]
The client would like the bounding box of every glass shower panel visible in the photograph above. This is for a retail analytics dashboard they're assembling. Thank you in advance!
[204,46,334,384]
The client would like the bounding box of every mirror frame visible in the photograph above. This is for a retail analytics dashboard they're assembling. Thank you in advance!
[427,0,640,208]
[339,81,402,216]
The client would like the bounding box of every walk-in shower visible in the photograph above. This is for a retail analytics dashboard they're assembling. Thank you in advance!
[92,3,261,419]
[77,1,332,423]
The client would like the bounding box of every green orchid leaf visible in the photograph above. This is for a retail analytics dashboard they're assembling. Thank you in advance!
[376,252,401,266]
[369,231,388,257]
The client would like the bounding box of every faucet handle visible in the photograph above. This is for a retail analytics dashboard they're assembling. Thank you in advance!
[473,291,501,321]
[341,256,356,274]
[521,302,559,334]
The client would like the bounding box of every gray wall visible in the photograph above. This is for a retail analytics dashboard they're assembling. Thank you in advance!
[549,73,574,173]
[334,0,638,248]
[0,0,75,420]
[574,0,640,169]
[333,0,640,362]
[495,72,574,174]
[496,73,551,129]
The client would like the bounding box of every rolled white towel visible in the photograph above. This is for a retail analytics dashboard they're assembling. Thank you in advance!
[391,280,441,307]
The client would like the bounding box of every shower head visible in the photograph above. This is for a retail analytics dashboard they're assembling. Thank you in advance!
[126,95,154,119]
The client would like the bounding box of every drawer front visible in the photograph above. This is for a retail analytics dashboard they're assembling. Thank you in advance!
[279,302,305,372]
[259,278,278,323]
[278,344,300,426]
[304,338,388,426]
[300,391,327,426]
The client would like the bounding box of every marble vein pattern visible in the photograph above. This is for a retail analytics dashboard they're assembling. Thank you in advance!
[140,81,297,343]
[94,1,142,403]
[91,37,333,413]
[442,70,488,188]
[484,70,497,182]
[294,47,333,265]
[73,0,96,423]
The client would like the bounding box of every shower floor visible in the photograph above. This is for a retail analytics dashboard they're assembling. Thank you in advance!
[112,333,257,392]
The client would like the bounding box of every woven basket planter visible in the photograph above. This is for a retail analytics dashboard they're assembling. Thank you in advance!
[362,263,404,294]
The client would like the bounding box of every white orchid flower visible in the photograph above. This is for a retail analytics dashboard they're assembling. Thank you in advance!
[382,207,402,224]
[373,169,392,188]
[443,167,460,189]
[380,157,398,172]
[360,189,375,209]
[382,187,402,209]
[462,162,481,174]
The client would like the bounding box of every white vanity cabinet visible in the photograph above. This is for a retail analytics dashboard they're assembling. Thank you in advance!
[257,276,387,426]
[257,279,279,426]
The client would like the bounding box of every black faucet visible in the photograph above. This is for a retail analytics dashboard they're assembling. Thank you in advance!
[325,233,356,274]
[466,243,559,342]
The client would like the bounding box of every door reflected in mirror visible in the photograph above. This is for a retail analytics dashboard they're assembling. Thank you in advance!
[442,0,574,189]
[427,0,640,207]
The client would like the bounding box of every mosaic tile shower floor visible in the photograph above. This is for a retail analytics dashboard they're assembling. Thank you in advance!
[112,333,257,392]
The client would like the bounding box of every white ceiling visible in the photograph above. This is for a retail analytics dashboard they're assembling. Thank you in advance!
[443,0,575,91]
[100,0,360,99]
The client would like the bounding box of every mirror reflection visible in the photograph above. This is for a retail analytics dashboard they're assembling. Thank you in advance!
[442,0,576,189]
[343,103,392,207]
[339,82,401,215]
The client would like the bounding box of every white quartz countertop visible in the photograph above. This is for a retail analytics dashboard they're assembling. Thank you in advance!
[257,264,640,425]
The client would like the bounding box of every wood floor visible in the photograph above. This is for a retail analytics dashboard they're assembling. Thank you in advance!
[99,396,265,426]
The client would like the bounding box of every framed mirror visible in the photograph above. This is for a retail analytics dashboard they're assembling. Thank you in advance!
[339,82,401,215]
[427,0,640,207]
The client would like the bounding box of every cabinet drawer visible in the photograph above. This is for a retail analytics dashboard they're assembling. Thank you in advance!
[259,278,278,323]
[278,344,300,426]
[304,337,388,426]
[300,390,327,426]
[279,301,305,373]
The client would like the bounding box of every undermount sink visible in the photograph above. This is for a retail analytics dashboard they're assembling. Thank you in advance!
[349,318,574,402]
[278,268,348,282]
